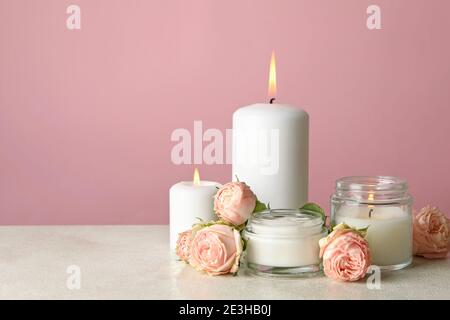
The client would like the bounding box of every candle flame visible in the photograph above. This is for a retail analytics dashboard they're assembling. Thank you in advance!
[268,50,277,98]
[193,168,200,186]
[368,192,375,211]
[367,192,375,218]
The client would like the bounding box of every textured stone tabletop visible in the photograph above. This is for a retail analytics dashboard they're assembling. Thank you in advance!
[0,225,449,300]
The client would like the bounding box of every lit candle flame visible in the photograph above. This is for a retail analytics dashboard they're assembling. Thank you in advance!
[268,50,277,99]
[368,192,374,218]
[193,168,200,186]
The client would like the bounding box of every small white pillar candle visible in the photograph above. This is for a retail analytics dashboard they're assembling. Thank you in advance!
[169,169,221,250]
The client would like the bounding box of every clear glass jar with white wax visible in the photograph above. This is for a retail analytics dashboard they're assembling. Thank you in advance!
[243,209,327,277]
[331,176,413,271]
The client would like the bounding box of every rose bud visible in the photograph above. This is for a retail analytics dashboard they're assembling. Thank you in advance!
[214,182,257,226]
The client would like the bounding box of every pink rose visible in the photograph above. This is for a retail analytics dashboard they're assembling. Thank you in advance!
[319,224,371,282]
[176,230,193,262]
[214,182,257,226]
[413,205,450,259]
[189,224,243,276]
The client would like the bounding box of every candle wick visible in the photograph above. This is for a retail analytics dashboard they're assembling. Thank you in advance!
[269,98,276,104]
[369,209,373,218]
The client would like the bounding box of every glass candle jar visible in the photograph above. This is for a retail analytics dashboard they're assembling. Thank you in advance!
[331,176,413,271]
[243,209,328,277]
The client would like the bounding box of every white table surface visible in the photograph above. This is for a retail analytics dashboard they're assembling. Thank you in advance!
[0,225,449,300]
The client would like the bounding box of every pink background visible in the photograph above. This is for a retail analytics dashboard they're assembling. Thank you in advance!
[1,0,449,225]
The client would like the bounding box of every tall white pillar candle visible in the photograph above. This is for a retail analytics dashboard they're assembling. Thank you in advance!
[232,104,309,209]
[169,169,221,250]
[232,52,308,209]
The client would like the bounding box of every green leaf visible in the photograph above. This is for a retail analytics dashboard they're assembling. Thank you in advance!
[328,222,336,233]
[253,199,268,213]
[241,235,248,252]
[355,225,369,238]
[300,202,326,226]
[193,219,228,230]
[332,222,370,239]
[233,220,247,232]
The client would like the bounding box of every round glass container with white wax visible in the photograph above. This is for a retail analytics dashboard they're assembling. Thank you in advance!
[331,176,413,271]
[243,209,327,278]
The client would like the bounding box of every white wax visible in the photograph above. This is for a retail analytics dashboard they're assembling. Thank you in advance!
[169,181,221,250]
[246,233,326,268]
[245,216,326,268]
[334,206,412,267]
[232,104,309,209]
